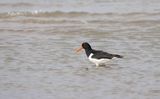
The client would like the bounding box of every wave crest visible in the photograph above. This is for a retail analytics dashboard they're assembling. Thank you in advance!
[1,11,160,19]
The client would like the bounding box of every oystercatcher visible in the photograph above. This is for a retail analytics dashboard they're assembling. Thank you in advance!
[76,42,123,67]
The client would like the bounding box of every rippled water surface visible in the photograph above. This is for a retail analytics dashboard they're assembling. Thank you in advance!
[0,0,160,99]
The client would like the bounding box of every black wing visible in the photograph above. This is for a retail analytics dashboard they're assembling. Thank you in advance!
[91,49,114,59]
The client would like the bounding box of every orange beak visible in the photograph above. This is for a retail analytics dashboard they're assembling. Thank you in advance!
[75,46,83,53]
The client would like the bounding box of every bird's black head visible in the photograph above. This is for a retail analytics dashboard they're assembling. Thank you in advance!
[82,42,92,50]
[75,42,92,57]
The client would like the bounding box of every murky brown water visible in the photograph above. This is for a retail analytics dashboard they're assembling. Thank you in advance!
[0,0,160,99]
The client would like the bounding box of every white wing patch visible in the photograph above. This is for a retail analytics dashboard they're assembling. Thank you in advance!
[88,53,110,66]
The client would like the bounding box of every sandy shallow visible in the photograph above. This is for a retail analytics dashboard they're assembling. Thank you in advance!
[0,30,159,99]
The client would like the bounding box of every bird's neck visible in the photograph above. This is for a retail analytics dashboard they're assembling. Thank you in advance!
[84,49,92,57]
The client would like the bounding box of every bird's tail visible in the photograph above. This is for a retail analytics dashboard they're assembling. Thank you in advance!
[113,54,123,58]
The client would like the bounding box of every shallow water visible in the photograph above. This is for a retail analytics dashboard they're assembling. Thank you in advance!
[0,0,160,99]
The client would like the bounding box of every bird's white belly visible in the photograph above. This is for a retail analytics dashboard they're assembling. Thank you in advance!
[88,53,110,66]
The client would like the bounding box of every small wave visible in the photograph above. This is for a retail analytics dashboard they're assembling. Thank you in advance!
[0,11,93,18]
[1,11,160,19]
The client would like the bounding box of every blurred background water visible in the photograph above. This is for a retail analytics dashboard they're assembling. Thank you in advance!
[0,0,160,99]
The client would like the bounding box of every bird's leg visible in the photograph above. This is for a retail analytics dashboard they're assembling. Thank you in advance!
[96,63,100,68]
